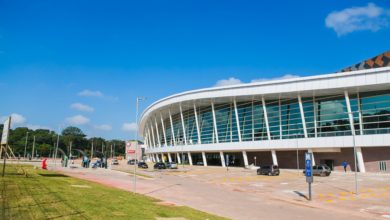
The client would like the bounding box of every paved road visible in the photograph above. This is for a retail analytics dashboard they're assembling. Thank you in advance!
[50,164,388,220]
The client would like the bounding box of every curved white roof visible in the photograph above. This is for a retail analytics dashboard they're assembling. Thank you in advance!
[140,67,390,135]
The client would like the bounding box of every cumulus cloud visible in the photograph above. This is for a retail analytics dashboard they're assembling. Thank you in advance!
[78,89,118,101]
[214,77,243,87]
[325,3,390,36]
[1,113,27,126]
[70,103,94,112]
[66,115,90,125]
[251,74,300,83]
[122,122,137,132]
[94,124,112,131]
[26,124,51,130]
[78,90,103,97]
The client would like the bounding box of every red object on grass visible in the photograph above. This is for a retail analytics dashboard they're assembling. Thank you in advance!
[42,158,47,169]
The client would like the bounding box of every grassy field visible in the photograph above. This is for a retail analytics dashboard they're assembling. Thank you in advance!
[0,164,227,220]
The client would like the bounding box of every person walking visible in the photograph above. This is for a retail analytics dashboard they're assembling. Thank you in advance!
[342,160,348,172]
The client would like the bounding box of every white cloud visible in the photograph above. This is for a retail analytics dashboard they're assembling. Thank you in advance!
[78,90,103,97]
[251,74,300,83]
[1,113,27,126]
[66,115,90,125]
[94,124,112,131]
[78,89,118,101]
[26,124,51,130]
[70,103,94,112]
[325,3,390,36]
[214,77,243,87]
[122,122,137,132]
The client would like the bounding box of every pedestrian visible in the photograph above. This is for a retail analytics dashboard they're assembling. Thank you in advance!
[64,155,68,167]
[42,158,47,170]
[342,160,348,172]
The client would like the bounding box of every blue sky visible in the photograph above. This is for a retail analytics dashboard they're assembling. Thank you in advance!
[0,0,389,140]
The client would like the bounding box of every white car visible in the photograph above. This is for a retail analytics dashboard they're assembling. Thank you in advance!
[111,159,119,165]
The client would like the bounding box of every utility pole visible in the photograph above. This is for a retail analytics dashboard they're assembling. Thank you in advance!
[90,140,94,160]
[24,131,29,159]
[32,136,36,159]
[54,127,60,168]
[134,97,145,194]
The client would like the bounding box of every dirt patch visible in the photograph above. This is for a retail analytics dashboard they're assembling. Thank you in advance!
[155,201,179,207]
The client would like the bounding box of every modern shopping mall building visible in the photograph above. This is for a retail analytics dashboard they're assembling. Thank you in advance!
[140,51,390,173]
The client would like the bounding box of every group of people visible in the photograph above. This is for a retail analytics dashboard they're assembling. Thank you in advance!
[60,155,108,169]
[82,156,91,168]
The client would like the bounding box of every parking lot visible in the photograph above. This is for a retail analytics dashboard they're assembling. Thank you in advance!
[41,159,390,220]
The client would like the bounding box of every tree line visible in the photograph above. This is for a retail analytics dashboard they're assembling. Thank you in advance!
[0,124,126,159]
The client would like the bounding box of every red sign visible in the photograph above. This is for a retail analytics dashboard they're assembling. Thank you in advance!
[127,149,136,154]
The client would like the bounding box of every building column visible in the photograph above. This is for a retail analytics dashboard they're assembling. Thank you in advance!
[262,97,271,140]
[161,153,165,162]
[177,152,181,164]
[242,151,249,167]
[298,94,308,138]
[234,98,242,142]
[211,100,219,143]
[188,152,193,166]
[202,152,207,166]
[356,147,366,173]
[193,103,202,144]
[150,124,157,147]
[156,154,160,162]
[155,117,161,147]
[160,114,167,146]
[220,152,226,167]
[180,103,188,145]
[308,149,316,166]
[169,109,177,146]
[271,150,278,166]
[168,153,172,162]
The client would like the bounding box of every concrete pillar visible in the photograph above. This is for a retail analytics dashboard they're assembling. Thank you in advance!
[188,152,193,166]
[202,152,207,166]
[177,153,181,164]
[168,153,172,162]
[271,150,278,166]
[220,152,226,167]
[308,149,316,166]
[356,147,366,173]
[156,154,160,162]
[242,151,249,167]
[161,153,165,162]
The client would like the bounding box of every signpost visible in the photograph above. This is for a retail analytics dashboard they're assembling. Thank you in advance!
[1,116,11,177]
[305,152,313,200]
[225,154,229,171]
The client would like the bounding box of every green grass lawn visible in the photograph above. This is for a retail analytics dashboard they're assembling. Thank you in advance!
[0,164,228,220]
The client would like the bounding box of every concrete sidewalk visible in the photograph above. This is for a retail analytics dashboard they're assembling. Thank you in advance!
[52,165,382,220]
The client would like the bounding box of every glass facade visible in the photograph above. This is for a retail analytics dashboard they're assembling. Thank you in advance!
[144,90,390,149]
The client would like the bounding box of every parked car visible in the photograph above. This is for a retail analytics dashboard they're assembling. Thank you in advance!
[138,162,148,169]
[111,159,119,165]
[154,162,166,169]
[91,160,102,168]
[302,164,332,176]
[257,165,280,176]
[166,162,178,169]
[127,159,138,165]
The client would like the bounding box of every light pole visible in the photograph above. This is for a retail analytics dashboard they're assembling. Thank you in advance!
[347,109,359,195]
[24,131,29,159]
[352,117,359,195]
[134,97,145,194]
[54,126,61,168]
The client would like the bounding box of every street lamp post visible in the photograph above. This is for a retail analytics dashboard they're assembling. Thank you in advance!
[134,97,145,194]
[24,131,29,159]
